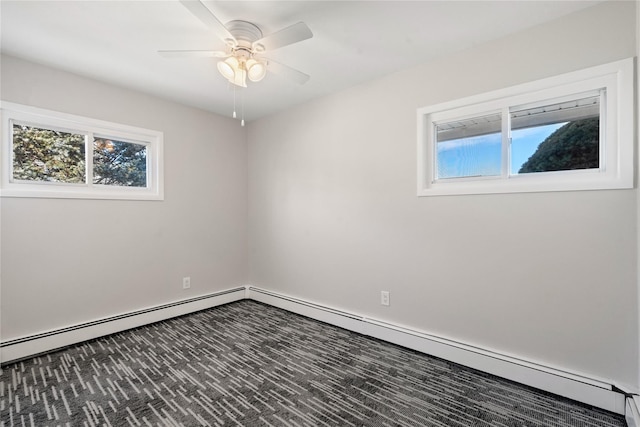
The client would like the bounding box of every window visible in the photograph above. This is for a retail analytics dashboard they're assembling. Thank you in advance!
[12,123,87,184]
[1,102,163,200]
[510,92,600,175]
[93,137,147,187]
[417,58,634,196]
[436,112,502,179]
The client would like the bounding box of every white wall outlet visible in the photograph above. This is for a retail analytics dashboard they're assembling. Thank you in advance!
[182,277,191,289]
[381,291,390,306]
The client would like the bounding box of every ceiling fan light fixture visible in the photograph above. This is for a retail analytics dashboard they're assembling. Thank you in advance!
[164,2,314,126]
[232,67,248,88]
[217,56,248,87]
[246,59,267,82]
[217,57,237,81]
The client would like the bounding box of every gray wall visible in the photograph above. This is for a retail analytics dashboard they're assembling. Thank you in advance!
[1,55,248,339]
[1,0,637,393]
[247,1,638,388]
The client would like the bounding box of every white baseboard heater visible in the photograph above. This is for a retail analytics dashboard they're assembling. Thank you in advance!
[2,284,637,422]
[0,287,246,364]
[245,286,632,418]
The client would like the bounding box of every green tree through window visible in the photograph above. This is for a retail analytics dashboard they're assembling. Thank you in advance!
[5,104,162,199]
[93,138,147,187]
[11,125,147,188]
[518,117,599,174]
[12,124,86,183]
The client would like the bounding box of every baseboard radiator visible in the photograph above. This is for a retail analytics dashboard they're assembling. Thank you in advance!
[245,286,635,419]
[1,284,637,422]
[0,287,246,365]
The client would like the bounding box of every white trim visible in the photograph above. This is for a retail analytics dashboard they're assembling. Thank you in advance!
[627,396,640,427]
[636,0,640,405]
[417,57,635,196]
[246,286,627,415]
[246,286,368,334]
[0,101,164,200]
[2,285,632,417]
[0,287,245,363]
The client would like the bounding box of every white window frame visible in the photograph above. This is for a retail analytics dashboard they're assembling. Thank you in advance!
[417,57,634,196]
[1,102,164,200]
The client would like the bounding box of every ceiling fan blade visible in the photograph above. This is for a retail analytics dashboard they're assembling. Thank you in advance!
[265,59,310,85]
[252,22,312,52]
[179,0,237,46]
[158,50,229,58]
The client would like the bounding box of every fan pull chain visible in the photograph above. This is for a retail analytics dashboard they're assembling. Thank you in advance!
[241,89,245,127]
[232,84,237,119]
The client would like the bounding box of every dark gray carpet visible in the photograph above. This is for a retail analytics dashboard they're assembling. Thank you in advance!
[0,300,627,426]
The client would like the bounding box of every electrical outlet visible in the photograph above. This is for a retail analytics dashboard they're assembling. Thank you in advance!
[182,277,191,289]
[381,291,390,306]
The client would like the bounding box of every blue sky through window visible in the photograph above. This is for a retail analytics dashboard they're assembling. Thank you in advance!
[437,123,565,179]
[437,133,501,179]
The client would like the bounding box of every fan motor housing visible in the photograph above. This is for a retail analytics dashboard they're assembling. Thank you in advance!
[226,20,263,48]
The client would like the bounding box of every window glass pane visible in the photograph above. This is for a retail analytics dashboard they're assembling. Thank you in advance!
[93,137,147,187]
[436,113,502,179]
[12,123,86,183]
[511,94,600,174]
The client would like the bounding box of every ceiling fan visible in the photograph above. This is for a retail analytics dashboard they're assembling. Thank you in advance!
[159,0,313,88]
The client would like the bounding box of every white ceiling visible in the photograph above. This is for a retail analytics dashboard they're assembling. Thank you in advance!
[1,0,602,122]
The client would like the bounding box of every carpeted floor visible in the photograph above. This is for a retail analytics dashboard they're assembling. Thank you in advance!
[0,300,627,426]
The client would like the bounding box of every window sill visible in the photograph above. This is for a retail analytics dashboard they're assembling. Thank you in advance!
[0,186,164,201]
[419,170,633,197]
